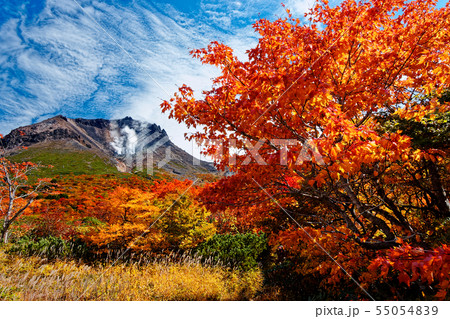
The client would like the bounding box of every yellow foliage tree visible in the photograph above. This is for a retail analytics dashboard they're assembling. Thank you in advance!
[85,186,215,252]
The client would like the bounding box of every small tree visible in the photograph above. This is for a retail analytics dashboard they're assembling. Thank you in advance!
[0,137,45,243]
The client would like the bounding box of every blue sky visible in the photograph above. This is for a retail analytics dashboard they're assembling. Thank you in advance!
[0,0,447,155]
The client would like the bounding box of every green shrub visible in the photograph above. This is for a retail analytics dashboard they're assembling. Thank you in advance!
[47,193,69,200]
[196,232,268,271]
[81,217,105,227]
[7,236,89,260]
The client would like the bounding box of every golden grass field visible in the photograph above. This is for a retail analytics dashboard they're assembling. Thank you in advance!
[0,249,263,301]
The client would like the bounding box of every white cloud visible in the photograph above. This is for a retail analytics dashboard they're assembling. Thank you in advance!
[283,0,316,16]
[1,0,315,158]
[0,0,111,125]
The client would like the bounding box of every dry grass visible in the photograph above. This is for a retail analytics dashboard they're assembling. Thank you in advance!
[0,249,263,301]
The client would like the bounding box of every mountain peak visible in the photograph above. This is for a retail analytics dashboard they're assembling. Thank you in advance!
[3,115,215,176]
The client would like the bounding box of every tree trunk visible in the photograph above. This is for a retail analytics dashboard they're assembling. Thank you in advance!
[428,161,450,218]
[1,227,9,244]
[1,212,11,244]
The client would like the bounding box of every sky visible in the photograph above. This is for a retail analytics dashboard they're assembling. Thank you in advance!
[0,0,446,158]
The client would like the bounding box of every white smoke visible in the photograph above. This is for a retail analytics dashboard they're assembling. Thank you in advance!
[123,126,138,155]
[110,124,139,155]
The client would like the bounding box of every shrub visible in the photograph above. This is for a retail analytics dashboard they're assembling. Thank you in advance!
[196,232,268,271]
[7,236,89,260]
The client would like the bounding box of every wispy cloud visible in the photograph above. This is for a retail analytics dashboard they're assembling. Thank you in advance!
[0,0,316,154]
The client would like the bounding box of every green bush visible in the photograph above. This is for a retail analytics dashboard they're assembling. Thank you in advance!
[45,193,69,200]
[7,236,89,260]
[81,216,105,227]
[196,232,268,271]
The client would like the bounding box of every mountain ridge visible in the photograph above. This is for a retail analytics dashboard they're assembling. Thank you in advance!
[2,115,216,177]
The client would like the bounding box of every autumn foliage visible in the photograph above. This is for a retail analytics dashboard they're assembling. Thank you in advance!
[161,0,450,300]
[84,181,215,252]
[9,175,214,252]
[1,0,449,301]
[364,243,450,300]
[0,155,48,243]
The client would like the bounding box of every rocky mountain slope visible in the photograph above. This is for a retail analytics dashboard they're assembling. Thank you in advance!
[1,115,216,177]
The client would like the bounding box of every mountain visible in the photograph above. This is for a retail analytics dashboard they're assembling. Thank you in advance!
[1,115,216,177]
